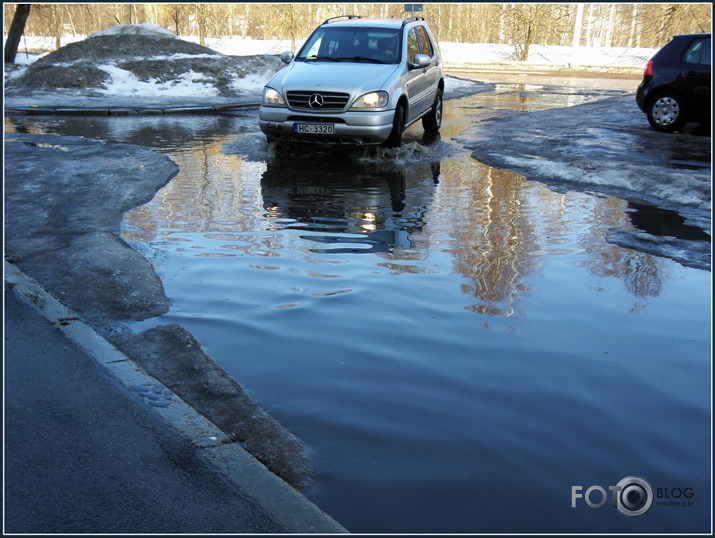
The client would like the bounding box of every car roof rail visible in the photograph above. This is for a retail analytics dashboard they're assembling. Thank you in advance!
[401,16,425,28]
[323,15,362,24]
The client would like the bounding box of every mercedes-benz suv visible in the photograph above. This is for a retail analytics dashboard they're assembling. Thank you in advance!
[259,15,444,147]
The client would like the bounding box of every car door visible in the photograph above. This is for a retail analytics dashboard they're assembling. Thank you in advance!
[680,36,711,116]
[415,25,440,111]
[403,26,439,123]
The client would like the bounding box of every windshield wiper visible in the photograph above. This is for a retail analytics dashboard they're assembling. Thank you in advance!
[304,55,342,61]
[336,56,390,64]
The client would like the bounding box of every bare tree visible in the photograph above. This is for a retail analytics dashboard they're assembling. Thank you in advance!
[4,4,31,63]
[4,3,712,52]
[506,4,556,61]
[163,4,192,36]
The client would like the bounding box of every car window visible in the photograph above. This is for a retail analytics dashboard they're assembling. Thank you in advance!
[416,26,434,57]
[683,37,711,65]
[406,28,419,63]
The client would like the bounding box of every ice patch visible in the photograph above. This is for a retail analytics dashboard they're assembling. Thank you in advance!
[499,154,711,211]
[607,229,710,271]
[444,76,495,100]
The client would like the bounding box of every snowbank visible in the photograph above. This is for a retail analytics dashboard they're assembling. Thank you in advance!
[5,31,285,99]
[439,42,654,69]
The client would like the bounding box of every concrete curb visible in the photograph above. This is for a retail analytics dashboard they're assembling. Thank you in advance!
[4,260,348,534]
[3,103,260,116]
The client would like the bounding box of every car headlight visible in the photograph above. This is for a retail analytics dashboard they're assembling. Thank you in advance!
[263,87,285,106]
[351,91,389,109]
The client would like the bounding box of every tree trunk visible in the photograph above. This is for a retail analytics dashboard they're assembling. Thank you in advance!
[570,3,584,67]
[5,4,31,64]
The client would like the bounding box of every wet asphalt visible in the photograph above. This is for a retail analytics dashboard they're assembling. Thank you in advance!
[4,285,288,534]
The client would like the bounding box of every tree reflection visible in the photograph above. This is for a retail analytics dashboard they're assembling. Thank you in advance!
[431,163,540,317]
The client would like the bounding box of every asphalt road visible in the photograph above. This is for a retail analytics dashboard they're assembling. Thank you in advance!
[4,285,287,534]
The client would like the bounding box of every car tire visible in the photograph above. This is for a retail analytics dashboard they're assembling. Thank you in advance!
[646,92,688,132]
[384,104,405,148]
[422,88,443,132]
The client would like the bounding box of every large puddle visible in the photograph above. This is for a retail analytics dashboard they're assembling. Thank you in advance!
[5,80,710,533]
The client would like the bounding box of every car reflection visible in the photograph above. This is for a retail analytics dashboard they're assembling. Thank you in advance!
[260,151,440,254]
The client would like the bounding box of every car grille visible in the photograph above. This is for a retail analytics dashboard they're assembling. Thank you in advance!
[286,91,350,111]
[287,116,346,124]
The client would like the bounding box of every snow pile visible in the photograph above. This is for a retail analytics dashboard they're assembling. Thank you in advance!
[89,22,178,39]
[5,28,284,98]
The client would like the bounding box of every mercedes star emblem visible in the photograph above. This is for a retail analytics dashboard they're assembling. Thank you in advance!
[309,93,324,108]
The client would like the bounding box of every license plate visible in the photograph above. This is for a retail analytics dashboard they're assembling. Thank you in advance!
[293,123,335,135]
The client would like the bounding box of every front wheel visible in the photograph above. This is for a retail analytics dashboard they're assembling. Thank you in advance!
[383,104,405,148]
[422,88,443,132]
[647,92,687,132]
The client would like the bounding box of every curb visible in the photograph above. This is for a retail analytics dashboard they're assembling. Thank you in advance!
[4,260,348,534]
[3,103,260,116]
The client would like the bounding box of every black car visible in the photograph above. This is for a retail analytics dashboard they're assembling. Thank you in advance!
[636,33,711,132]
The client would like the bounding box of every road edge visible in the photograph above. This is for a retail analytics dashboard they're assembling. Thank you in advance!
[4,260,348,534]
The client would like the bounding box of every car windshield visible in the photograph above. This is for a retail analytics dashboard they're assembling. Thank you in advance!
[297,27,401,64]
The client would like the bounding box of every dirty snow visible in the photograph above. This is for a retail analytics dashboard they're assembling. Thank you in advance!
[90,22,178,39]
[4,24,285,100]
[96,64,220,97]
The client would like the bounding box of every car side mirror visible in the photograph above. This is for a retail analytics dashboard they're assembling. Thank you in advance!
[280,51,294,64]
[409,54,431,69]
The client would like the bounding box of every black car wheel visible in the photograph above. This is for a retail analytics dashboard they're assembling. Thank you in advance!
[384,104,405,148]
[646,92,688,132]
[422,88,443,132]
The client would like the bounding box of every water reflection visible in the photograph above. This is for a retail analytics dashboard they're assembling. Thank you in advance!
[4,113,255,152]
[6,110,679,317]
[260,150,440,254]
[433,162,541,317]
[626,203,711,241]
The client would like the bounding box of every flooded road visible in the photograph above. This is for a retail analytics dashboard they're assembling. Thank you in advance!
[5,77,710,533]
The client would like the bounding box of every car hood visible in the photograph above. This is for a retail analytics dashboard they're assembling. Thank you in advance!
[269,61,400,97]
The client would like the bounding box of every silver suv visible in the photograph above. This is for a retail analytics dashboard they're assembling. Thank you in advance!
[259,15,444,147]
